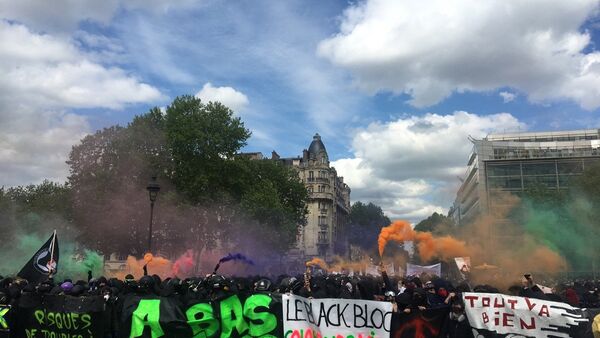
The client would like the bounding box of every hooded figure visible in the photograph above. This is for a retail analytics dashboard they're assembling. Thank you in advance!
[440,300,474,338]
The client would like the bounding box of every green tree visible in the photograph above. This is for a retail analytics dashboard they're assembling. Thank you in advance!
[165,96,251,203]
[414,212,454,234]
[0,180,74,248]
[67,95,307,258]
[348,201,391,251]
[233,159,308,252]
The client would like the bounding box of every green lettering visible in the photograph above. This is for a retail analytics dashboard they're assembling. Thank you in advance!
[130,299,164,338]
[186,303,219,338]
[48,312,55,328]
[0,307,10,329]
[243,294,277,337]
[219,295,248,338]
[55,312,63,329]
[72,313,79,329]
[26,328,37,338]
[63,313,72,330]
[81,314,91,329]
[34,309,44,325]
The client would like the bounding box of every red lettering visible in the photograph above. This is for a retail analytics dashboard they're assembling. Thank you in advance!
[494,311,500,325]
[482,312,489,323]
[494,297,505,308]
[291,330,301,338]
[503,313,514,327]
[524,298,536,311]
[304,329,313,338]
[507,299,518,310]
[465,295,479,307]
[520,317,536,329]
[482,297,491,307]
[539,305,550,317]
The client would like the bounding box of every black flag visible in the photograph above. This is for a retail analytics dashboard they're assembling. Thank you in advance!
[17,231,58,283]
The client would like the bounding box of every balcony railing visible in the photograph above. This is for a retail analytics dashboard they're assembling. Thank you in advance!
[307,177,330,183]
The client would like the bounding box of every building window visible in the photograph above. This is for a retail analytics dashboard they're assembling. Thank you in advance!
[557,161,583,174]
[487,163,521,176]
[318,216,327,226]
[309,171,314,179]
[522,162,556,176]
[318,185,325,193]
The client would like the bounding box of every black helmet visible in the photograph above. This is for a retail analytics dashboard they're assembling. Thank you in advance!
[255,278,272,292]
[208,275,227,289]
[139,276,155,290]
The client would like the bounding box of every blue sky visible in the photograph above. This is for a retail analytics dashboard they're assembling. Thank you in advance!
[1,0,600,221]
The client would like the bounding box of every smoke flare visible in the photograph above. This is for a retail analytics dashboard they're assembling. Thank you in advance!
[305,257,329,270]
[172,250,195,277]
[378,220,468,261]
[218,253,255,265]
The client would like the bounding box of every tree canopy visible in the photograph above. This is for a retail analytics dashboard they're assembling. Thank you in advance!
[62,95,307,257]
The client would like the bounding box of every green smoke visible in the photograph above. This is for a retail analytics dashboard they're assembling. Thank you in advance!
[0,231,104,281]
[519,194,598,271]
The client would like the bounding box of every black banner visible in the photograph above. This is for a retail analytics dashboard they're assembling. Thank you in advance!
[391,308,449,338]
[119,292,283,338]
[11,293,107,338]
[0,304,10,338]
[3,292,600,338]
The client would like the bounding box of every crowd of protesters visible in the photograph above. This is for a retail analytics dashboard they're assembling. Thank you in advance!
[0,266,599,338]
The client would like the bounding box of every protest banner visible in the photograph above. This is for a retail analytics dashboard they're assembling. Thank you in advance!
[283,294,393,338]
[120,293,282,338]
[406,263,441,277]
[454,257,471,279]
[0,305,10,338]
[12,294,107,338]
[391,308,449,338]
[463,292,596,338]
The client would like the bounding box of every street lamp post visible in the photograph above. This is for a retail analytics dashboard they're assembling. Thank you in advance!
[146,176,160,253]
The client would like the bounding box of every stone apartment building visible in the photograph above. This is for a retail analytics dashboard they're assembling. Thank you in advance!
[261,133,351,261]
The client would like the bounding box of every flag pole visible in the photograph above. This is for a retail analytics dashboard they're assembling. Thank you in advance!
[49,230,57,275]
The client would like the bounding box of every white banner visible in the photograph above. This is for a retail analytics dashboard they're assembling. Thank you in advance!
[463,292,588,338]
[283,294,393,338]
[454,257,471,273]
[406,263,441,276]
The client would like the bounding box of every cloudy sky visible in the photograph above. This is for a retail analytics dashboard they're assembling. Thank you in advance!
[1,0,600,222]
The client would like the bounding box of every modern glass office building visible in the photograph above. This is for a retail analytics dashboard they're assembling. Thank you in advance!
[449,129,600,225]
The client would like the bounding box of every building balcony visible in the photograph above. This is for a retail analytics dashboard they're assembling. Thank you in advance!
[307,177,330,183]
[310,192,334,200]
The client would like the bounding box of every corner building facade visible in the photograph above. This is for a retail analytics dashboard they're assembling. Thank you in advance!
[450,129,600,226]
[273,134,351,261]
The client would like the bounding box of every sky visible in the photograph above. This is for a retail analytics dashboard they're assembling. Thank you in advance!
[1,0,600,222]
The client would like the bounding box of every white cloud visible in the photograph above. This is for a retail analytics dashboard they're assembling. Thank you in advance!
[196,82,249,113]
[318,0,600,109]
[0,0,200,34]
[0,22,163,109]
[0,109,90,186]
[332,111,526,221]
[0,21,163,186]
[499,91,517,103]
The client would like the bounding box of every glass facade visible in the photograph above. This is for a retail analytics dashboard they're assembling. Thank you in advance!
[486,158,599,193]
[450,129,600,226]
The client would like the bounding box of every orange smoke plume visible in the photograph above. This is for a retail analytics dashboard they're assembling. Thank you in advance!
[305,257,329,270]
[111,253,173,279]
[378,220,468,261]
